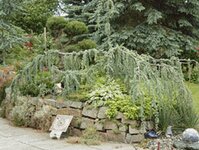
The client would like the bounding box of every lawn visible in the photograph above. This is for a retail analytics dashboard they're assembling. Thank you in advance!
[186,82,199,113]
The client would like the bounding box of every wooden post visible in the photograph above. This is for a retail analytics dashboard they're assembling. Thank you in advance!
[44,27,47,51]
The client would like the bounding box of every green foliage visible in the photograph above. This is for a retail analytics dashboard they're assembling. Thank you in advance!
[19,71,54,97]
[46,16,68,38]
[64,20,88,37]
[106,98,138,120]
[46,18,92,52]
[63,45,81,52]
[88,80,124,107]
[190,68,199,84]
[31,34,55,54]
[0,0,24,65]
[80,127,101,145]
[63,0,199,59]
[78,39,97,50]
[11,0,59,34]
[10,46,197,130]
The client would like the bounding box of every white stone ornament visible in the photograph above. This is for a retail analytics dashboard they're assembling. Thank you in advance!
[183,128,199,143]
[49,115,73,139]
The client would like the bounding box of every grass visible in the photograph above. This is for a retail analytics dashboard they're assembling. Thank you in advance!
[185,82,199,112]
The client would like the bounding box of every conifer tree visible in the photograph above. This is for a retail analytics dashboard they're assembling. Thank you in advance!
[62,0,199,59]
[0,0,24,65]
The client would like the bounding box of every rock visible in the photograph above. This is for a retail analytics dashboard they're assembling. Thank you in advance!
[173,141,199,150]
[119,124,128,132]
[105,130,126,142]
[57,108,82,117]
[126,134,144,143]
[80,117,94,129]
[95,122,104,131]
[82,106,98,118]
[56,102,66,109]
[69,101,83,109]
[165,126,173,137]
[183,128,199,143]
[104,120,118,130]
[129,125,140,134]
[146,121,154,130]
[44,99,56,107]
[98,107,108,119]
[116,112,123,119]
[71,117,82,128]
[68,127,82,137]
[121,118,138,127]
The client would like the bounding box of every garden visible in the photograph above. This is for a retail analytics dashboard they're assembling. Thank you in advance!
[0,0,199,149]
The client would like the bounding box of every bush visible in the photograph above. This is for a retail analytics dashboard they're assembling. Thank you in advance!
[63,45,81,52]
[46,16,68,37]
[19,71,54,97]
[78,39,97,50]
[191,68,199,84]
[64,20,88,37]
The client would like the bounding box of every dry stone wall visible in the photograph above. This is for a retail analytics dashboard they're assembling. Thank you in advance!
[45,99,154,143]
[1,92,154,143]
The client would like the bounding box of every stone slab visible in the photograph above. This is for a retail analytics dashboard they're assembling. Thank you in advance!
[82,106,98,119]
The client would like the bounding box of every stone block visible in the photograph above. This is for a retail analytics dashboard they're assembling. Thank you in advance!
[57,108,82,117]
[98,107,108,119]
[71,117,82,128]
[44,99,56,107]
[119,124,128,132]
[126,134,144,143]
[94,122,104,131]
[105,130,126,142]
[146,121,154,130]
[116,112,123,119]
[69,101,83,109]
[129,125,140,134]
[80,117,95,129]
[82,106,98,119]
[104,120,118,130]
[121,118,138,127]
[68,127,82,137]
[55,102,66,109]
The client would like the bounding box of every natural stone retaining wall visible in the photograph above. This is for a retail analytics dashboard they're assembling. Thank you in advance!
[0,90,154,143]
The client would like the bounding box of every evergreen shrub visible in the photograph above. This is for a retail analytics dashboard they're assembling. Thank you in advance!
[46,16,68,37]
[78,39,97,50]
[64,21,88,37]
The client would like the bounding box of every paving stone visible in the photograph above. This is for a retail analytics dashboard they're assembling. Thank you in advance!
[82,106,98,118]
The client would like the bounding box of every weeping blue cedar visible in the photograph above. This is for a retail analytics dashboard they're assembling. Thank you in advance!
[9,46,197,129]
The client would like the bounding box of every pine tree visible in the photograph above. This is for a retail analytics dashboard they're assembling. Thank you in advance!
[62,0,199,59]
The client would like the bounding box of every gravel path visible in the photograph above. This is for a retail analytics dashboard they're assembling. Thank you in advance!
[0,118,137,150]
